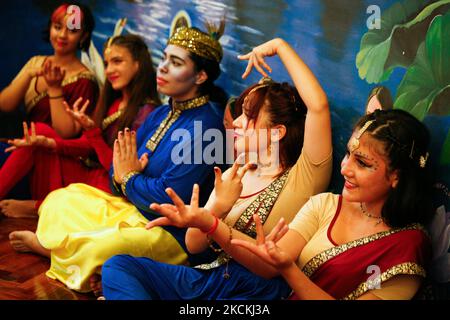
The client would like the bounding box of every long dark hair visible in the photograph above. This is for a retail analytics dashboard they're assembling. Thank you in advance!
[43,2,95,52]
[94,34,161,145]
[354,109,434,227]
[235,81,307,172]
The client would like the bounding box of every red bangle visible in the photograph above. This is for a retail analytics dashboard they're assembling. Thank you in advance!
[202,215,219,235]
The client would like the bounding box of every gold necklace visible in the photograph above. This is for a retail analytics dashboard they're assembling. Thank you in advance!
[359,203,383,225]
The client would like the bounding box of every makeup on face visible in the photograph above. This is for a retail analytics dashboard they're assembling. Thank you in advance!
[156,45,199,101]
[105,45,139,91]
[341,132,394,205]
[50,18,83,54]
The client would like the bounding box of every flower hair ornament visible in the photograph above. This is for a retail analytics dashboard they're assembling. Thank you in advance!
[419,153,429,168]
[409,140,430,168]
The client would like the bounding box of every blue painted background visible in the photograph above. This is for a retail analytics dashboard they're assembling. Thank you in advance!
[1,0,448,207]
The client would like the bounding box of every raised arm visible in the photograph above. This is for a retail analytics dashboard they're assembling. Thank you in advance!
[239,38,332,164]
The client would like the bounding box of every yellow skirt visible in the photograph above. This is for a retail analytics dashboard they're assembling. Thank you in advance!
[36,183,187,293]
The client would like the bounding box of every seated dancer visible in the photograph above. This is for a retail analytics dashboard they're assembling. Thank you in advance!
[230,109,434,300]
[101,37,333,300]
[9,22,228,294]
[0,2,99,215]
[0,2,98,137]
[1,35,159,218]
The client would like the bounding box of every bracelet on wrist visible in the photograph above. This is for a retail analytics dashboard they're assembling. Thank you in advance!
[120,170,140,196]
[206,221,233,254]
[207,236,223,253]
[201,215,219,235]
[111,174,121,193]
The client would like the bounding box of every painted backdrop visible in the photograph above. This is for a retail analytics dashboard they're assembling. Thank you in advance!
[1,0,449,286]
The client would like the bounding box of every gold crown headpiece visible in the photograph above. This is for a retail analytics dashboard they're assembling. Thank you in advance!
[167,24,224,63]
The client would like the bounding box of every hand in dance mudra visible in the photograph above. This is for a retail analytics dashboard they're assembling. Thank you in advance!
[42,59,66,90]
[5,122,56,152]
[231,214,294,271]
[146,157,256,230]
[146,184,212,231]
[64,97,95,131]
[113,128,148,184]
[211,155,257,218]
[238,39,280,79]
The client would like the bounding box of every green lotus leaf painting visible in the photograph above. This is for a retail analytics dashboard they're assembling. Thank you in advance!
[395,13,450,164]
[356,0,450,84]
[395,12,450,119]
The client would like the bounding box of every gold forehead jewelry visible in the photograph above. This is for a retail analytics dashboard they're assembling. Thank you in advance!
[349,120,375,153]
[167,27,223,63]
[105,18,128,57]
[104,37,115,57]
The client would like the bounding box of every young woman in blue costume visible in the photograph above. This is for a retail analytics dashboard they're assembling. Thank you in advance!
[101,37,333,300]
[8,25,228,294]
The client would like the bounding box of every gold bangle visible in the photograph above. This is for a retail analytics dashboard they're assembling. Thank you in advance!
[111,174,121,193]
[120,171,140,196]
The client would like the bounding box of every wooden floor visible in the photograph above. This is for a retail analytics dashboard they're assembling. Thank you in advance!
[0,216,95,300]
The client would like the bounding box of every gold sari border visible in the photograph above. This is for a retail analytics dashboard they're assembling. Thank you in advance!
[343,262,426,300]
[302,223,427,278]
[28,72,97,110]
[102,109,122,130]
[193,169,290,271]
[235,170,290,238]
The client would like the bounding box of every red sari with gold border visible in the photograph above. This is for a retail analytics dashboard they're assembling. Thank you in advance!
[290,195,431,300]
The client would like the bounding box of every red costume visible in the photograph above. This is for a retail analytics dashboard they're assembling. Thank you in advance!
[0,98,156,208]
